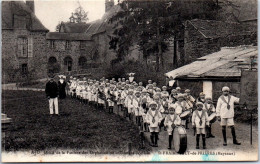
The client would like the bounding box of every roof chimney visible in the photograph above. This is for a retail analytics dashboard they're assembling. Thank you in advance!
[26,0,35,13]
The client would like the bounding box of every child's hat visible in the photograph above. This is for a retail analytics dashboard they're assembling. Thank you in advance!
[149,101,158,107]
[128,89,134,93]
[168,104,175,109]
[205,97,212,100]
[185,89,190,93]
[171,89,177,93]
[196,102,204,107]
[161,93,168,98]
[222,86,230,92]
[199,92,205,96]
[177,94,184,98]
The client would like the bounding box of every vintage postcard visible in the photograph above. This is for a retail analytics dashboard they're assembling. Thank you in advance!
[1,0,258,162]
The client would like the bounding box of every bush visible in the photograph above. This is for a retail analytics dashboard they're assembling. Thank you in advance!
[234,106,258,125]
[105,61,168,87]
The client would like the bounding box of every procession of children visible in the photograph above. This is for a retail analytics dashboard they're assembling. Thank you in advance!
[47,74,241,153]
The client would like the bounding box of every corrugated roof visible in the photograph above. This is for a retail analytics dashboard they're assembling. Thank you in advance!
[2,1,48,31]
[187,19,256,39]
[46,32,92,41]
[165,45,258,79]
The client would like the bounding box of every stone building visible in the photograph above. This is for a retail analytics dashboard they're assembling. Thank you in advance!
[2,0,257,82]
[2,1,49,83]
[46,0,120,74]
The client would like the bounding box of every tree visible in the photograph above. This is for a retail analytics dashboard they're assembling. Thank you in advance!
[55,22,61,32]
[109,0,219,71]
[74,1,89,23]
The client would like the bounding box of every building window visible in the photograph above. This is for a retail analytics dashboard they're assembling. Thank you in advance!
[80,41,86,50]
[28,37,33,57]
[17,37,28,58]
[78,56,87,69]
[13,15,26,29]
[50,40,55,49]
[65,40,70,50]
[64,56,73,71]
[21,64,28,74]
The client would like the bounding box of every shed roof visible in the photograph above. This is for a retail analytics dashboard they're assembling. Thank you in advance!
[165,45,258,80]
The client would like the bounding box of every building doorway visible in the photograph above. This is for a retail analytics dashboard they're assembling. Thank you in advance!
[64,56,73,72]
[48,56,60,73]
[78,56,87,69]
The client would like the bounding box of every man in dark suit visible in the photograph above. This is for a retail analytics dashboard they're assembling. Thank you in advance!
[45,75,59,115]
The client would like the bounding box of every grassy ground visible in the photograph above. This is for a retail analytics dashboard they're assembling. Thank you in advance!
[2,90,151,153]
[17,81,47,89]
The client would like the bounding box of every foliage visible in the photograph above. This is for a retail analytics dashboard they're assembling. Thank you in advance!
[55,22,61,32]
[2,60,37,84]
[73,2,89,23]
[105,61,167,87]
[109,0,219,71]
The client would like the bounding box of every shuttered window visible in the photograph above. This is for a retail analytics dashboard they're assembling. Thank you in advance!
[17,37,28,58]
[80,41,86,50]
[28,37,33,57]
[65,40,70,50]
[50,40,55,49]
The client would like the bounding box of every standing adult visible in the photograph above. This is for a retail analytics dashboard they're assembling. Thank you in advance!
[216,86,241,146]
[45,75,59,115]
[58,75,66,99]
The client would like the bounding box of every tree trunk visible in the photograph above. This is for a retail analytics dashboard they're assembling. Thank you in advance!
[155,53,160,72]
[173,37,177,68]
[156,15,161,72]
[158,42,164,70]
[143,49,149,69]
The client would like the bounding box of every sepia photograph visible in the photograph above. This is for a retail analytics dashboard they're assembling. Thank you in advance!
[1,0,258,162]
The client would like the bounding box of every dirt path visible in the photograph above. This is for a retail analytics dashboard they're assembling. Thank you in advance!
[110,105,258,154]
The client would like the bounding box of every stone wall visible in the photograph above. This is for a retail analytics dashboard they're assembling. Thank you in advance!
[2,29,48,83]
[46,39,96,73]
[92,32,117,66]
[184,21,257,65]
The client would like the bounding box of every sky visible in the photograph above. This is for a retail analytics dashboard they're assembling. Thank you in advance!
[34,0,110,32]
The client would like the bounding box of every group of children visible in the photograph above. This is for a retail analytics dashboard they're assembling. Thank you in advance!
[66,76,217,150]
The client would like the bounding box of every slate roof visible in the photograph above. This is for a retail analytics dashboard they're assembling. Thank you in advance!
[165,46,258,79]
[2,1,48,31]
[46,4,123,40]
[46,32,92,41]
[85,5,123,36]
[187,19,257,39]
[59,22,91,33]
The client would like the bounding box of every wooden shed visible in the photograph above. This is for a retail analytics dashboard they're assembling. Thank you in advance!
[165,46,258,101]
